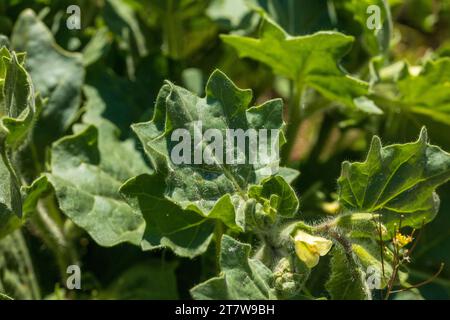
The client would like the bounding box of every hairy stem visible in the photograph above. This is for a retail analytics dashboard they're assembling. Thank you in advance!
[282,81,304,164]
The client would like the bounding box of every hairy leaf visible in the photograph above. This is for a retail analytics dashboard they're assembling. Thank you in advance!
[131,69,296,233]
[0,231,40,299]
[338,128,450,232]
[0,46,40,238]
[120,173,215,258]
[325,245,371,300]
[190,235,277,299]
[42,122,149,247]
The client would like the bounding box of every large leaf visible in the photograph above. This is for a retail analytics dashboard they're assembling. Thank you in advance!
[42,121,149,247]
[11,9,84,141]
[221,16,368,108]
[190,235,277,300]
[130,69,295,233]
[338,128,450,232]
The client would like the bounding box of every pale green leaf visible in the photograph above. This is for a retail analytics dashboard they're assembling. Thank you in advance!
[221,16,368,108]
[44,123,149,247]
[11,9,84,139]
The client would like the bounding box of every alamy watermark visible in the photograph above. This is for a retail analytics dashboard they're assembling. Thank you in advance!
[66,265,81,290]
[170,121,280,175]
[366,265,382,290]
[66,5,81,30]
[366,5,382,30]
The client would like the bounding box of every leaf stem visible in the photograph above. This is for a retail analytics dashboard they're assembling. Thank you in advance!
[282,81,304,164]
[214,221,224,272]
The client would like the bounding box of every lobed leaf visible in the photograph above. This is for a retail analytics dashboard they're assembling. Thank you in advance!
[130,69,298,234]
[221,16,369,109]
[338,127,450,232]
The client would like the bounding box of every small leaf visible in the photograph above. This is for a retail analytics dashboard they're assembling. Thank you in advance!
[248,175,299,218]
[325,245,371,300]
[190,235,277,300]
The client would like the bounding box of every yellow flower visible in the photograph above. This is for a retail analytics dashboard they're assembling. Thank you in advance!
[294,230,333,268]
[321,201,340,215]
[394,232,413,248]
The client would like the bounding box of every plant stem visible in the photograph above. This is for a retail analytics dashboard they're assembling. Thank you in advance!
[0,140,23,216]
[282,81,304,164]
[15,230,41,299]
[214,221,224,272]
[32,199,78,284]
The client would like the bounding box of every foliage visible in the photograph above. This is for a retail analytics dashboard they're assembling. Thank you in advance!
[0,0,450,300]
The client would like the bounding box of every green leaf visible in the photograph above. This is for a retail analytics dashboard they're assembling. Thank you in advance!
[221,16,369,108]
[0,230,40,300]
[397,58,450,126]
[334,0,392,55]
[131,69,291,233]
[82,27,113,67]
[11,9,84,140]
[325,245,371,300]
[43,122,149,247]
[0,46,40,238]
[0,158,21,238]
[104,0,147,57]
[248,175,299,218]
[249,0,334,35]
[338,127,450,232]
[148,0,217,59]
[99,260,179,300]
[0,46,41,149]
[120,173,215,258]
[190,235,277,300]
